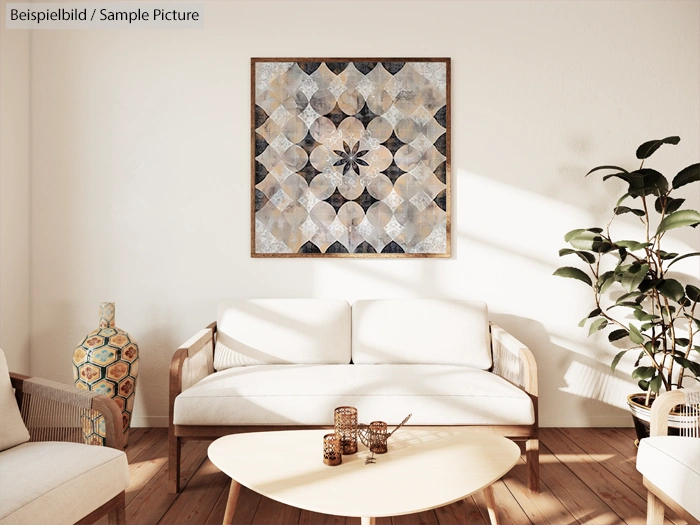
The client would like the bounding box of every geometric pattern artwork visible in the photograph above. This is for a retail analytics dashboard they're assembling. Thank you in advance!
[73,303,139,445]
[251,58,450,257]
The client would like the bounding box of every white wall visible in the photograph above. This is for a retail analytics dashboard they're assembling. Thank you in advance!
[0,3,31,373]
[23,0,700,427]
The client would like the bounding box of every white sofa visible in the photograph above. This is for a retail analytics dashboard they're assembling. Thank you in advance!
[0,349,130,525]
[169,299,539,493]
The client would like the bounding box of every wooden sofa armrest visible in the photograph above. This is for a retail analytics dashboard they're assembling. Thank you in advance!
[489,323,538,398]
[10,372,124,450]
[169,324,216,421]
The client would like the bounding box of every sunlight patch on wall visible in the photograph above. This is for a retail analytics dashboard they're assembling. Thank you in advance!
[561,361,637,410]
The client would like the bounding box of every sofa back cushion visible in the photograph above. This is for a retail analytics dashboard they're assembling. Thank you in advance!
[351,299,492,368]
[0,348,30,452]
[214,299,351,370]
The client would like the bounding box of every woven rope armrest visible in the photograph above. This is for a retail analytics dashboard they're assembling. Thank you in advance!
[10,373,124,450]
[650,389,700,437]
[489,323,538,397]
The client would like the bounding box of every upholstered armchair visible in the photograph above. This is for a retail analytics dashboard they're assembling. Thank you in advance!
[636,389,700,525]
[0,349,130,525]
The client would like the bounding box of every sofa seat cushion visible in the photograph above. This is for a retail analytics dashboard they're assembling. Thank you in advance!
[637,436,700,521]
[352,300,492,368]
[214,300,351,369]
[173,364,535,426]
[0,441,129,525]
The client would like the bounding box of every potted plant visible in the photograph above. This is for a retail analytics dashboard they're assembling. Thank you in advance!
[554,136,700,441]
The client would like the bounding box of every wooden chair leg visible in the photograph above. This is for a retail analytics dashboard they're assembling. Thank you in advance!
[526,438,539,493]
[647,490,665,525]
[168,431,181,493]
[107,491,126,525]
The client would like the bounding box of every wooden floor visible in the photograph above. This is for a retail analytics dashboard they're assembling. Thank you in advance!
[103,427,689,525]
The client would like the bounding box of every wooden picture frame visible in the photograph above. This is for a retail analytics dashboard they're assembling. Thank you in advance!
[251,58,451,258]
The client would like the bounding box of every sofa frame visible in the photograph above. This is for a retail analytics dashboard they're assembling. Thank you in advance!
[169,321,539,494]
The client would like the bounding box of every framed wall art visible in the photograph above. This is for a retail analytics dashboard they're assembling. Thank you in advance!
[251,58,450,257]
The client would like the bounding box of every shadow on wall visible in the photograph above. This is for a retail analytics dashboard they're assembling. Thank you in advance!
[492,313,635,427]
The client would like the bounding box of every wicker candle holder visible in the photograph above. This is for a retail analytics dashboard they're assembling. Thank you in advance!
[334,406,358,455]
[323,433,342,466]
[369,421,389,454]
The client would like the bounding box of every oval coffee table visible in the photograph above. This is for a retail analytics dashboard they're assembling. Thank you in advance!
[208,428,520,525]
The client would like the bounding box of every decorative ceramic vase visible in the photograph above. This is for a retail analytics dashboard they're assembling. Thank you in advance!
[73,302,139,446]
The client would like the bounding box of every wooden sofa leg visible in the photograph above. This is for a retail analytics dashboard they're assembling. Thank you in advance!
[169,431,181,493]
[526,438,540,493]
[107,491,126,525]
[646,490,664,525]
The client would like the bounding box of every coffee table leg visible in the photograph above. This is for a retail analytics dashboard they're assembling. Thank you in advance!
[360,518,376,525]
[222,480,241,525]
[483,484,499,525]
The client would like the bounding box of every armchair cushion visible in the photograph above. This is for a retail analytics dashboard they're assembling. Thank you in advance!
[0,349,29,452]
[214,300,351,369]
[0,441,129,525]
[637,435,700,521]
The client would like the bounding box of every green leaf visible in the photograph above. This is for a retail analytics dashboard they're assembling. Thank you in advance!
[588,318,608,336]
[616,193,631,208]
[638,278,659,293]
[622,264,649,292]
[657,279,685,302]
[578,308,602,327]
[675,338,690,347]
[649,374,663,394]
[597,271,616,294]
[658,250,680,260]
[568,231,614,253]
[608,329,629,342]
[615,291,642,304]
[655,197,685,214]
[618,247,628,263]
[686,315,700,330]
[608,302,642,311]
[586,165,630,176]
[615,240,651,251]
[634,309,659,322]
[657,210,700,235]
[554,267,592,286]
[587,227,604,233]
[667,252,700,269]
[632,366,655,380]
[560,248,596,264]
[628,168,669,197]
[575,251,596,264]
[686,285,700,303]
[636,136,680,159]
[564,229,586,242]
[629,324,645,344]
[603,172,632,182]
[614,206,646,217]
[638,379,650,391]
[611,350,628,373]
[672,163,700,189]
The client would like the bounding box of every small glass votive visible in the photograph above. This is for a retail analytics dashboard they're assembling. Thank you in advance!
[323,433,342,466]
[369,421,388,454]
[334,406,358,455]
